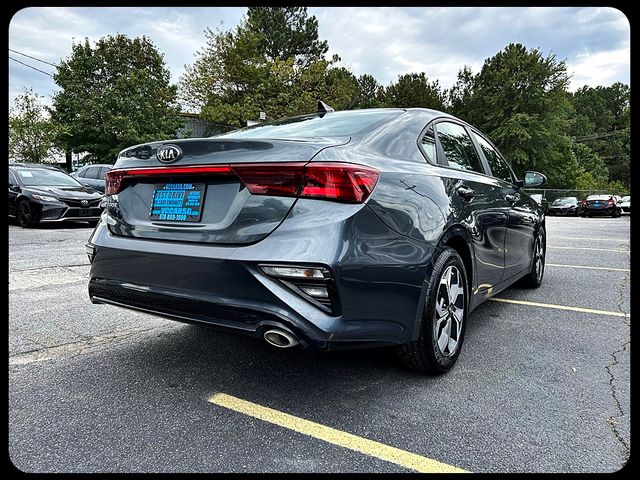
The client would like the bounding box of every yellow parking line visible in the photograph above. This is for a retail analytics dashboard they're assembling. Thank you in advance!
[554,236,629,242]
[209,393,468,473]
[490,298,629,318]
[547,245,628,252]
[546,263,630,272]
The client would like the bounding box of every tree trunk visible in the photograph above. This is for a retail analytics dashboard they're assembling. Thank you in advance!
[65,151,73,173]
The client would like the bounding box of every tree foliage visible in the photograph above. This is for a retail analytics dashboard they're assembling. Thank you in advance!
[384,73,446,110]
[9,88,63,163]
[246,7,328,66]
[51,34,183,163]
[569,83,630,189]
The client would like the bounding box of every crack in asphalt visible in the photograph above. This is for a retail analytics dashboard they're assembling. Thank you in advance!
[9,324,170,366]
[605,340,630,460]
[605,270,630,461]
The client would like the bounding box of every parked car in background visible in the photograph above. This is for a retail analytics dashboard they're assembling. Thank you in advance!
[619,196,630,214]
[548,196,581,216]
[87,106,548,374]
[72,164,113,193]
[580,194,621,218]
[9,164,104,227]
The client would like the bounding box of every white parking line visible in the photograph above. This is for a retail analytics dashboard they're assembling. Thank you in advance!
[490,298,629,318]
[554,236,629,242]
[546,263,629,272]
[547,246,628,253]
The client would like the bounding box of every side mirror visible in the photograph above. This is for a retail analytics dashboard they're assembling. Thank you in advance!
[523,171,546,188]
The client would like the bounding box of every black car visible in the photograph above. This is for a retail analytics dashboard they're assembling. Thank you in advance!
[87,107,546,374]
[580,194,621,218]
[9,164,104,227]
[72,164,113,193]
[548,196,581,216]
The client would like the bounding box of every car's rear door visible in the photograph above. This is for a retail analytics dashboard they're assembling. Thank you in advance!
[431,120,508,291]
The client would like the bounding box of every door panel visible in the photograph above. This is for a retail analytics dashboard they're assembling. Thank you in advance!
[441,171,508,290]
[502,187,537,280]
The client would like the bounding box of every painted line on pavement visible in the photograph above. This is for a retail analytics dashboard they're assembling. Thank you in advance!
[547,245,628,253]
[546,263,630,273]
[554,236,628,242]
[209,393,468,473]
[490,297,629,318]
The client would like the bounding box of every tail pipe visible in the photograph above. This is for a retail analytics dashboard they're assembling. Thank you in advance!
[263,328,299,348]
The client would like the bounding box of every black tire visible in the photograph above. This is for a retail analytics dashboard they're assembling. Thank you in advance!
[17,200,36,228]
[397,247,468,374]
[519,227,545,288]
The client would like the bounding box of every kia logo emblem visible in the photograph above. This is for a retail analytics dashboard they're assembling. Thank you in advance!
[81,200,89,207]
[156,144,183,163]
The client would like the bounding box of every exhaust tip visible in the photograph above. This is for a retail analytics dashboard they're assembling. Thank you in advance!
[263,329,299,348]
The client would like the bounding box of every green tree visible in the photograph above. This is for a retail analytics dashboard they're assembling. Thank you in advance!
[9,88,64,163]
[180,12,359,127]
[51,34,183,163]
[246,7,328,66]
[385,73,446,110]
[569,83,630,189]
[449,43,576,188]
[354,74,386,109]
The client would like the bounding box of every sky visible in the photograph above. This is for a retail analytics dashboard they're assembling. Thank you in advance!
[8,6,630,111]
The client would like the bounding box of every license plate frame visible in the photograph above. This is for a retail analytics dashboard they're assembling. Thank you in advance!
[149,183,206,223]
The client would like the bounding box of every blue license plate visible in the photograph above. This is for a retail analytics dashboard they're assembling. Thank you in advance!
[149,183,205,222]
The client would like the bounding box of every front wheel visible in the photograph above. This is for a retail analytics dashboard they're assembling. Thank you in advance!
[519,227,545,288]
[17,200,36,228]
[397,247,468,374]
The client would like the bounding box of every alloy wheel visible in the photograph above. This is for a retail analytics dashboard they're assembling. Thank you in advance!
[434,265,464,357]
[18,202,32,227]
[535,232,545,282]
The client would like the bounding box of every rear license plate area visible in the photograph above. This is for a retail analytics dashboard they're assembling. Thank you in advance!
[149,183,206,222]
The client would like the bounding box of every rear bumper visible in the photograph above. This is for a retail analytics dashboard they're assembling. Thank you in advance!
[87,201,437,350]
[583,206,616,215]
[549,207,578,216]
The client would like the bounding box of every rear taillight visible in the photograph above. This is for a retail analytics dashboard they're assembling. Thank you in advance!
[608,199,614,206]
[105,162,379,204]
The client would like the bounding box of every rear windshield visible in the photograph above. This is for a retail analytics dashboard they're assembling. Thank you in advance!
[553,197,578,204]
[586,195,612,201]
[15,168,82,187]
[218,110,403,139]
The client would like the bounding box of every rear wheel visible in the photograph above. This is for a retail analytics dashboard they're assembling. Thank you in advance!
[519,227,545,288]
[17,200,35,228]
[397,247,468,374]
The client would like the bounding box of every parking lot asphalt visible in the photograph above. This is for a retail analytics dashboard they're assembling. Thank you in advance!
[8,216,630,473]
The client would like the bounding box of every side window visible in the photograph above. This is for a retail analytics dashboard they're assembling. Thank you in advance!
[99,167,110,180]
[435,122,484,174]
[76,167,88,178]
[472,133,513,184]
[85,167,100,179]
[420,125,437,163]
[9,171,17,185]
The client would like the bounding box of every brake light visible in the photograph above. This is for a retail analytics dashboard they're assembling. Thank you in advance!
[105,163,379,203]
[608,199,614,206]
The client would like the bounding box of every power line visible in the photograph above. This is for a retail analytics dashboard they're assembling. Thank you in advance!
[572,130,628,142]
[9,56,54,77]
[9,48,58,68]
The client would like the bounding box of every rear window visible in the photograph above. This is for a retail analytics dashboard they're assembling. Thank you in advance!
[218,110,403,139]
[586,195,612,201]
[553,197,578,204]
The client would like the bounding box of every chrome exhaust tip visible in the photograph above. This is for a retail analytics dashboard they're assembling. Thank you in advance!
[263,329,299,348]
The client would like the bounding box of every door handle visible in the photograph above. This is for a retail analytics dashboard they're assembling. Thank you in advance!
[457,186,475,201]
